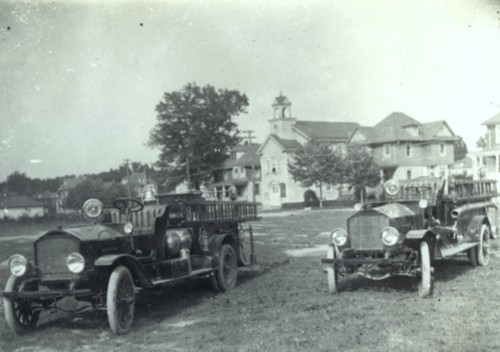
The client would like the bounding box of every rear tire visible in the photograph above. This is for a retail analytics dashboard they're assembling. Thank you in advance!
[107,266,135,334]
[326,245,338,294]
[477,224,491,266]
[215,244,238,291]
[3,276,40,334]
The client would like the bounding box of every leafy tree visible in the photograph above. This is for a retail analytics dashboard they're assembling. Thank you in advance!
[453,136,468,161]
[288,141,344,208]
[476,135,487,150]
[148,82,248,190]
[343,145,381,200]
[65,180,128,210]
[4,171,32,196]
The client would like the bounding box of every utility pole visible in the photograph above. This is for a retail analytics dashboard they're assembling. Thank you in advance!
[124,158,131,198]
[241,130,257,203]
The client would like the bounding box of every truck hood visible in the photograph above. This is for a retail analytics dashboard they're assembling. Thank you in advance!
[39,224,125,241]
[372,203,416,219]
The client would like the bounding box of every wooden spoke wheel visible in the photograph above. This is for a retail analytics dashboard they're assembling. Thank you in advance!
[107,266,136,334]
[3,276,40,334]
[215,244,238,292]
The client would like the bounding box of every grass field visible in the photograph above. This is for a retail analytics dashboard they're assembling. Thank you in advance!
[0,209,499,352]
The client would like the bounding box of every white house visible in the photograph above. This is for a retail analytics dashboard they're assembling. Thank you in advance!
[0,195,44,220]
[471,112,500,182]
[258,94,359,207]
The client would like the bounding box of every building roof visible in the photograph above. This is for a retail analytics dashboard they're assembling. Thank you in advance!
[0,195,44,209]
[122,172,158,187]
[219,143,261,169]
[57,176,86,191]
[272,94,291,107]
[350,112,456,144]
[482,112,500,126]
[33,191,58,200]
[294,121,360,141]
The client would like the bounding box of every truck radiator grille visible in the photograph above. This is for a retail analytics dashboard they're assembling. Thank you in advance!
[348,215,389,250]
[35,234,80,276]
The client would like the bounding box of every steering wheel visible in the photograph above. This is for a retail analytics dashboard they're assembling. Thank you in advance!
[113,198,144,214]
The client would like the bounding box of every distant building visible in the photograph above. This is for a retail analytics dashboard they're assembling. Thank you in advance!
[121,172,158,202]
[0,195,44,220]
[56,176,86,213]
[471,112,500,182]
[33,191,58,215]
[209,143,261,202]
[349,112,458,181]
[258,94,359,207]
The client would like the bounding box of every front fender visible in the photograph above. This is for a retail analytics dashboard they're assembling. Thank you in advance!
[405,229,433,240]
[94,254,152,288]
[466,215,489,240]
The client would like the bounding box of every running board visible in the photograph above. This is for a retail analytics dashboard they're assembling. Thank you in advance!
[439,242,477,258]
[152,268,215,286]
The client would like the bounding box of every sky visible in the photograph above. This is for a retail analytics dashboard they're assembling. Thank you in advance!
[1,0,500,182]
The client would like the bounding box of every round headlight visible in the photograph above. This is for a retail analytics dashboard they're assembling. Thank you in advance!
[384,179,400,197]
[83,199,103,220]
[419,199,428,209]
[9,254,28,277]
[124,222,134,234]
[381,227,400,246]
[331,228,348,247]
[67,252,85,273]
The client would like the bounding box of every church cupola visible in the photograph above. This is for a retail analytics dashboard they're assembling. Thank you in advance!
[272,93,292,119]
[269,93,296,139]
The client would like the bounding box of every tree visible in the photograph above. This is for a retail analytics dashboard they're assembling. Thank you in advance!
[148,83,248,190]
[4,171,32,196]
[343,145,381,200]
[453,136,468,161]
[65,180,128,210]
[288,141,344,208]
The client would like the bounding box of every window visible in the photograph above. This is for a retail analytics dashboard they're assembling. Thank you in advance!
[231,152,236,160]
[233,167,239,179]
[254,183,260,195]
[407,170,412,180]
[384,144,390,156]
[223,171,229,180]
[280,183,287,198]
[405,144,412,157]
[439,143,445,156]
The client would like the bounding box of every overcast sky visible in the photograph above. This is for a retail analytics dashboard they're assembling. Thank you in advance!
[1,0,499,182]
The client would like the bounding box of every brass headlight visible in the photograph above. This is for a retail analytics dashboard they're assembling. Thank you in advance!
[9,254,28,277]
[381,227,400,246]
[67,252,85,273]
[331,228,348,247]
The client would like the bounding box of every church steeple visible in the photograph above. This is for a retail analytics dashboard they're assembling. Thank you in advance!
[269,93,296,139]
[271,92,292,119]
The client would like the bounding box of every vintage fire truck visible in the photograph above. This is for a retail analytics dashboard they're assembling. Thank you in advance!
[1,197,258,334]
[321,178,498,297]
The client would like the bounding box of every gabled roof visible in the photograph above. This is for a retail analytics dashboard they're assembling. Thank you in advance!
[350,112,456,144]
[57,176,86,191]
[293,121,360,141]
[482,112,500,126]
[257,134,302,155]
[0,195,44,209]
[219,143,261,168]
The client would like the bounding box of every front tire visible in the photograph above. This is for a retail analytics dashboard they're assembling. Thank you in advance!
[418,241,432,298]
[107,266,135,334]
[3,276,40,334]
[326,245,338,294]
[477,224,491,266]
[215,244,238,291]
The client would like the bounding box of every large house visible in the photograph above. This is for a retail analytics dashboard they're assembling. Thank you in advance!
[471,112,500,182]
[210,143,261,202]
[56,176,86,213]
[258,94,359,207]
[349,112,458,181]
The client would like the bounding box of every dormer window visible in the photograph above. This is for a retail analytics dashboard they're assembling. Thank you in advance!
[231,152,236,160]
